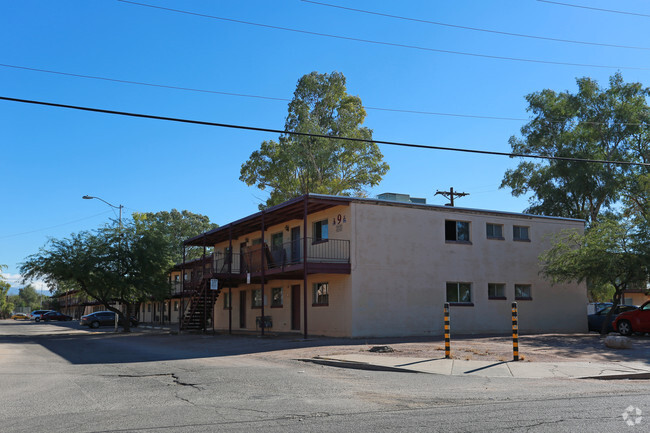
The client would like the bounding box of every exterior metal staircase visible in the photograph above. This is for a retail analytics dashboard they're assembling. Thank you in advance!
[180,278,219,332]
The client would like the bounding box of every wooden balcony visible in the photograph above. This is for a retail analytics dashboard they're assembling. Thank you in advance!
[179,237,350,286]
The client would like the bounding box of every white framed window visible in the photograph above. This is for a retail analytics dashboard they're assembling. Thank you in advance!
[312,282,329,305]
[313,219,328,242]
[271,287,283,307]
[488,283,506,299]
[513,226,530,241]
[446,282,472,303]
[486,223,504,239]
[251,289,262,308]
[445,220,470,242]
[271,232,283,251]
[515,284,532,300]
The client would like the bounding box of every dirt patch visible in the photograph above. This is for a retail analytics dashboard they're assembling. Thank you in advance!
[256,333,650,364]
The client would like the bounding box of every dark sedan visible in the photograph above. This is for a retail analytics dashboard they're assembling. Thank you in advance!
[588,305,638,333]
[41,311,73,321]
[80,311,138,329]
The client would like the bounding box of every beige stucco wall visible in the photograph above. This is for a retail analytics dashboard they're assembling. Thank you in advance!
[349,202,588,337]
[623,292,650,306]
[212,274,351,336]
[210,205,353,336]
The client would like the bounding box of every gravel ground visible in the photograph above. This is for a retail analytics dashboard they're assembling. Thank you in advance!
[255,333,650,364]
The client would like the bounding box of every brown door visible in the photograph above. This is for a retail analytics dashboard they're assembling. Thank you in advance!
[239,291,246,328]
[290,227,301,263]
[291,285,300,330]
[239,242,247,273]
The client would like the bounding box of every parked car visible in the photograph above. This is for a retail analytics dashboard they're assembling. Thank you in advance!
[587,305,638,332]
[11,312,30,320]
[41,311,72,321]
[80,311,138,329]
[613,301,650,336]
[30,310,53,322]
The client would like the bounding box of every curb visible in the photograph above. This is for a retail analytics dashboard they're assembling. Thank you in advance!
[299,357,418,373]
[580,372,650,380]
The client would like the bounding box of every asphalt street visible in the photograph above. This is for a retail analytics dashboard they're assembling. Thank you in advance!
[1,320,648,432]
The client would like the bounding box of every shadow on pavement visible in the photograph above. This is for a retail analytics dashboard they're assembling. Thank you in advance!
[2,321,649,365]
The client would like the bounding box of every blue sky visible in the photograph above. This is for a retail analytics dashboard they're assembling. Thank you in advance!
[2,0,650,292]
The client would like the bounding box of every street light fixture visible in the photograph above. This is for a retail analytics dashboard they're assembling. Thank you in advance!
[82,195,124,332]
[82,195,123,228]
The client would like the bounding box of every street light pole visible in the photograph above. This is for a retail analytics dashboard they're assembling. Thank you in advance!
[82,195,123,228]
[82,195,124,332]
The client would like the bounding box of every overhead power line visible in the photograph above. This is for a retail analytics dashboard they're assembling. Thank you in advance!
[0,63,528,122]
[1,95,648,167]
[117,0,650,71]
[4,62,650,127]
[302,0,650,51]
[538,0,650,18]
[0,210,113,239]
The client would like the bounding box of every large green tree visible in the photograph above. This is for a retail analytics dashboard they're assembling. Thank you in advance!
[17,284,41,310]
[240,71,389,209]
[540,219,649,334]
[132,209,218,263]
[20,222,172,331]
[502,73,650,225]
[0,265,13,318]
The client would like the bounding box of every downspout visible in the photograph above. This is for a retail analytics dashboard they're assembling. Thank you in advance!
[203,234,207,333]
[260,210,265,337]
[303,195,308,339]
[228,224,233,335]
[181,244,186,332]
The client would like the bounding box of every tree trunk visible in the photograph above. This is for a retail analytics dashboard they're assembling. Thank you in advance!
[600,288,623,336]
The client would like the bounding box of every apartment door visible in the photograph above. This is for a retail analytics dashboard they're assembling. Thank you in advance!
[291,284,300,330]
[290,227,301,264]
[239,291,246,328]
[239,242,247,273]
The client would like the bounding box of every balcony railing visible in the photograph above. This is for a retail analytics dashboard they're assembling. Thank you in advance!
[180,237,349,280]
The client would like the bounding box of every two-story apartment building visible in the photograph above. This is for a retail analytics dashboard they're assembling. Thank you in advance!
[167,193,587,337]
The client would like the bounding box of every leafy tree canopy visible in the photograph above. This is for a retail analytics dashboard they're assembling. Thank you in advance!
[540,219,649,333]
[240,71,389,209]
[20,221,173,331]
[18,284,40,309]
[132,209,218,263]
[502,73,650,225]
[0,265,14,318]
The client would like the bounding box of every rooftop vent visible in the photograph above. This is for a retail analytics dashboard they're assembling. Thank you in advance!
[377,193,426,204]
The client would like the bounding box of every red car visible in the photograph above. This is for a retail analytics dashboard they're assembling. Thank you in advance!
[613,301,650,336]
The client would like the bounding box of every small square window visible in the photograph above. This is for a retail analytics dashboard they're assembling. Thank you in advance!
[271,288,283,307]
[313,220,329,242]
[486,223,504,239]
[445,220,470,242]
[488,283,506,299]
[252,289,262,308]
[515,284,532,300]
[446,282,472,303]
[313,282,329,305]
[513,226,530,241]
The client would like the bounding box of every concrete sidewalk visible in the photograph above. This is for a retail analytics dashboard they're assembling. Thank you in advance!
[307,354,650,380]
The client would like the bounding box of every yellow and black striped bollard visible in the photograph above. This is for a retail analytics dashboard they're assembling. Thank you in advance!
[512,302,519,361]
[444,302,450,359]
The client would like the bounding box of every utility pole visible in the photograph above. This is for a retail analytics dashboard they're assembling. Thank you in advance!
[435,187,469,207]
